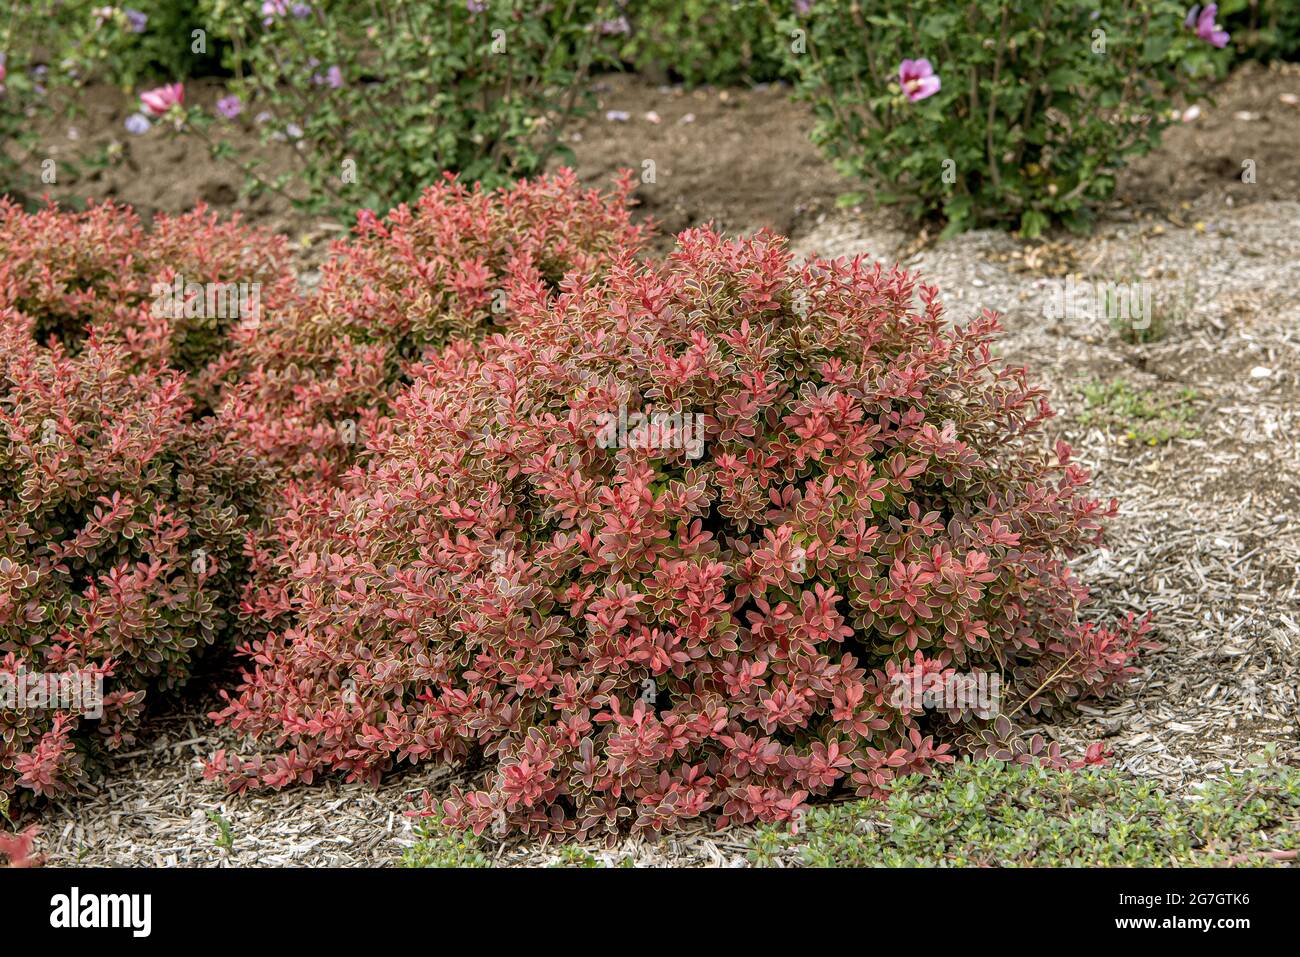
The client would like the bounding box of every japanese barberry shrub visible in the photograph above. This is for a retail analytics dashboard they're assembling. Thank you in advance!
[0,197,295,401]
[776,0,1226,236]
[0,822,40,868]
[216,169,646,486]
[0,314,267,802]
[208,227,1152,837]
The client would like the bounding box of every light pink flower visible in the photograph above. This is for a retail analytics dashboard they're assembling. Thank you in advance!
[898,59,940,102]
[140,82,184,116]
[1185,5,1229,49]
[215,94,242,119]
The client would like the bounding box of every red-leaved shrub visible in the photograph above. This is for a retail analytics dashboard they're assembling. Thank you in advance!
[0,197,295,402]
[210,228,1151,836]
[0,312,267,801]
[0,825,40,867]
[214,169,646,485]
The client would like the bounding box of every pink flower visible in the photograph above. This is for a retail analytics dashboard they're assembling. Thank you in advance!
[898,59,940,102]
[140,82,184,116]
[1185,5,1229,49]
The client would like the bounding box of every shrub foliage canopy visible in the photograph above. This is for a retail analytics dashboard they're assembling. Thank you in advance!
[208,227,1151,836]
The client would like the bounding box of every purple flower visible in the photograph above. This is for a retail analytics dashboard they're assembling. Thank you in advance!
[268,121,303,143]
[31,64,47,96]
[1186,5,1229,48]
[124,8,148,33]
[312,64,343,88]
[216,94,243,119]
[124,112,152,135]
[898,58,940,102]
[598,17,631,35]
[605,110,630,122]
[794,0,812,13]
[261,0,308,23]
[466,1,487,12]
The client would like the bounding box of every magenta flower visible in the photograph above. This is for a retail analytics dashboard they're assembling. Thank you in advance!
[216,94,243,119]
[140,82,184,117]
[898,59,940,102]
[1185,5,1229,48]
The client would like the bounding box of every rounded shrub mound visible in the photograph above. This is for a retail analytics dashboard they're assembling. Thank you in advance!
[778,0,1225,236]
[217,169,646,485]
[0,197,295,396]
[0,313,267,802]
[209,228,1151,837]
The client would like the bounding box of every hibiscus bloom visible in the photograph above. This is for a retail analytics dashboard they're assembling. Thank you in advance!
[898,58,940,102]
[140,82,184,116]
[1185,4,1229,48]
[216,95,243,119]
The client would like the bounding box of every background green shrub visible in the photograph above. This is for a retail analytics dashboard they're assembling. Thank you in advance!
[1,3,72,204]
[775,0,1227,236]
[189,0,627,216]
[623,0,789,87]
[90,2,227,88]
[1221,0,1300,62]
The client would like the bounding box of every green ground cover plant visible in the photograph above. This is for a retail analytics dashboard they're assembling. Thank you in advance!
[747,754,1300,866]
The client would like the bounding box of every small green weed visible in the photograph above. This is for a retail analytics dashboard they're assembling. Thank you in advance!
[1078,379,1200,445]
[205,810,235,852]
